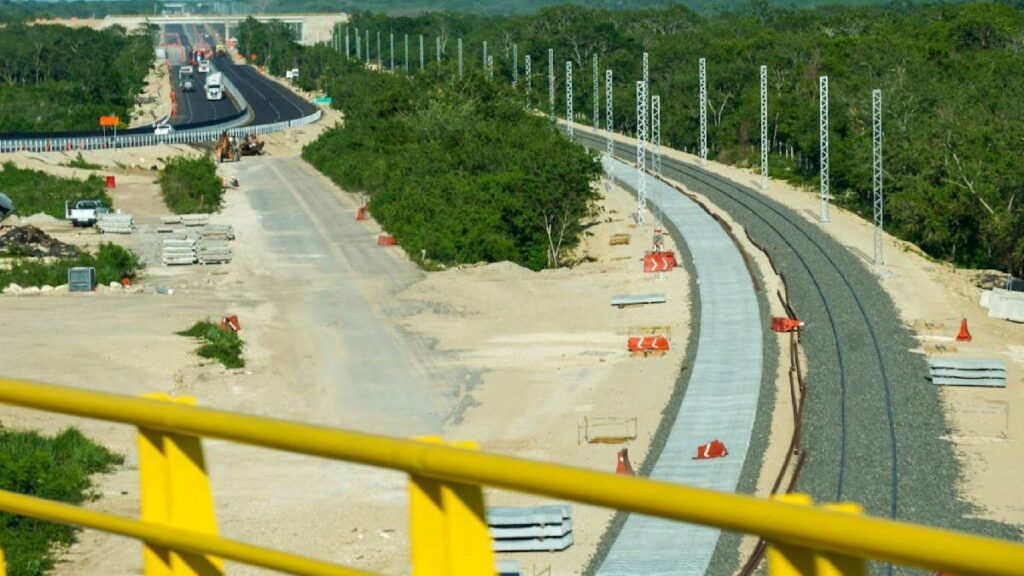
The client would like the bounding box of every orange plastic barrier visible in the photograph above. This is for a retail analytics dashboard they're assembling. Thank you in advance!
[644,251,677,273]
[356,207,368,221]
[628,336,670,352]
[220,315,242,332]
[105,175,116,189]
[378,234,397,246]
[694,439,729,460]
[770,317,804,333]
[616,448,636,476]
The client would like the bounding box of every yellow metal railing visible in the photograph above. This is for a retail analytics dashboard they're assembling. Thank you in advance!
[0,377,1021,576]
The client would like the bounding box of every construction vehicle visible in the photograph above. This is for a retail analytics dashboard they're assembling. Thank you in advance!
[214,132,241,163]
[239,133,264,156]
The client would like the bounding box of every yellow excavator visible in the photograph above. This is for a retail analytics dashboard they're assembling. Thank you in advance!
[214,131,241,163]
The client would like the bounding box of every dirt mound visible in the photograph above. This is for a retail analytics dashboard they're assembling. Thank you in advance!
[0,225,79,258]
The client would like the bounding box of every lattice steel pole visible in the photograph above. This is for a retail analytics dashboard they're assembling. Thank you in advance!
[699,57,708,167]
[636,81,648,225]
[652,94,662,177]
[458,38,463,78]
[760,65,769,192]
[566,61,574,140]
[643,52,649,90]
[488,55,494,79]
[820,75,830,223]
[419,35,424,70]
[513,44,519,88]
[593,53,600,131]
[606,69,615,184]
[525,55,532,106]
[873,89,884,266]
[548,49,555,122]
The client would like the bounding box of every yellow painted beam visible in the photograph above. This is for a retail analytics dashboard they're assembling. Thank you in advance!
[0,378,1022,576]
[0,488,374,576]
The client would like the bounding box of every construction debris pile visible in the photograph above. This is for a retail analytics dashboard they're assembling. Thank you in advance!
[159,214,234,266]
[0,225,80,258]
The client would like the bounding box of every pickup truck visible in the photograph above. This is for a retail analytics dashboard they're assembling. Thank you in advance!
[198,61,211,74]
[65,199,110,228]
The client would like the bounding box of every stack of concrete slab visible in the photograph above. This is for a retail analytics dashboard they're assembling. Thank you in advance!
[196,240,232,264]
[162,238,196,266]
[487,505,573,552]
[928,357,1007,388]
[97,213,134,234]
[981,288,1024,323]
[198,224,235,241]
[181,213,210,227]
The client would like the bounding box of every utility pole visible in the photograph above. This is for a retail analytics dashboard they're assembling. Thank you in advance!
[699,57,708,167]
[436,36,441,64]
[419,35,424,70]
[377,31,381,69]
[760,65,768,192]
[355,27,360,60]
[548,48,555,122]
[636,80,648,225]
[365,30,370,64]
[404,34,409,72]
[483,41,488,70]
[820,75,830,223]
[488,55,494,79]
[652,94,661,177]
[525,55,532,105]
[873,89,884,266]
[458,38,463,78]
[593,53,599,131]
[345,27,350,58]
[389,32,394,71]
[606,69,615,184]
[513,44,519,88]
[566,61,574,140]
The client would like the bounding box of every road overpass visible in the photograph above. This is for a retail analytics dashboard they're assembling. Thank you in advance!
[43,13,350,46]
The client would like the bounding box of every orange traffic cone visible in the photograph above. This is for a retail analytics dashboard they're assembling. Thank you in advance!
[616,449,635,476]
[956,318,972,342]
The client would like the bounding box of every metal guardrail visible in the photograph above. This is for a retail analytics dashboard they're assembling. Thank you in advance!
[0,378,1022,576]
[0,110,321,154]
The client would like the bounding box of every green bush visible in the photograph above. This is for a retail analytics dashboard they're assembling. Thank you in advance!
[0,163,111,220]
[159,155,224,215]
[65,153,102,171]
[0,426,122,576]
[177,321,245,369]
[0,243,142,288]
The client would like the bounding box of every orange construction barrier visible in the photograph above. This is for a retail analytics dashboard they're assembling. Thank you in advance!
[219,315,242,332]
[356,207,368,221]
[770,317,804,333]
[378,234,397,246]
[644,251,676,273]
[628,336,670,352]
[105,175,116,189]
[694,439,729,460]
[616,449,635,476]
[956,317,972,342]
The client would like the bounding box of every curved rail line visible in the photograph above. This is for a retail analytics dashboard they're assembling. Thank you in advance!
[577,130,900,573]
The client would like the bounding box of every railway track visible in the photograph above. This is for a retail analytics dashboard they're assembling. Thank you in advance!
[575,130,917,573]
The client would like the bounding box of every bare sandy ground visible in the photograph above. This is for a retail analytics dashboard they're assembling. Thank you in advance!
[128,61,173,129]
[1,112,691,576]
[587,124,1024,529]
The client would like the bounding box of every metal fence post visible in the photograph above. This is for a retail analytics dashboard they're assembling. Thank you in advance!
[138,394,222,576]
[409,437,495,576]
[767,494,866,576]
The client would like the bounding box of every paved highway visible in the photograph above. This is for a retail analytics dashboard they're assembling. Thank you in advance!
[165,24,239,126]
[213,55,317,124]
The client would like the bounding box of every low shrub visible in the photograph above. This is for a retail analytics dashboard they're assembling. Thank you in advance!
[0,426,122,576]
[0,243,142,288]
[0,162,111,220]
[159,155,224,214]
[177,321,245,368]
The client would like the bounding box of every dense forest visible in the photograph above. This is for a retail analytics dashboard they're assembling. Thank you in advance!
[237,18,602,270]
[0,23,155,132]
[300,2,1022,277]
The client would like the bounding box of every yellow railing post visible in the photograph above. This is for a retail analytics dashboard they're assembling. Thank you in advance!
[767,494,866,576]
[409,438,496,576]
[138,394,223,576]
[0,543,6,576]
